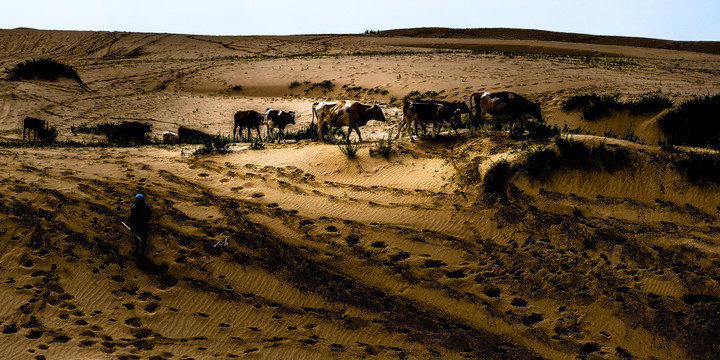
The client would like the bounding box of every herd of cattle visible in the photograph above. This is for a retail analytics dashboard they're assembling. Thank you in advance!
[21,91,543,144]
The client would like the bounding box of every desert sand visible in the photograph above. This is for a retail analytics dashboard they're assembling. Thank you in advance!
[1,27,720,360]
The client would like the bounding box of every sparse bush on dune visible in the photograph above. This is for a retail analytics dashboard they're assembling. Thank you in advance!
[657,94,720,149]
[289,80,309,89]
[627,93,673,115]
[6,58,83,84]
[671,151,720,185]
[519,147,559,180]
[283,122,318,141]
[561,92,672,120]
[369,130,395,158]
[338,140,360,159]
[35,124,59,143]
[308,80,335,93]
[554,136,629,172]
[482,136,633,194]
[193,133,231,156]
[482,159,513,194]
[561,93,621,120]
[402,90,439,103]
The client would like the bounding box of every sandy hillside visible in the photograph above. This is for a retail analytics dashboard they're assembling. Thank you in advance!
[1,28,720,360]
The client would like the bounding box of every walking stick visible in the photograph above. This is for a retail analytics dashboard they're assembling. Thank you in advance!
[121,221,144,243]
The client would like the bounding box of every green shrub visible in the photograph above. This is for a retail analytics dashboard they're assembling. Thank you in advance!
[284,123,318,140]
[657,94,720,149]
[211,132,231,150]
[671,151,720,185]
[7,58,83,84]
[369,131,395,158]
[338,140,360,158]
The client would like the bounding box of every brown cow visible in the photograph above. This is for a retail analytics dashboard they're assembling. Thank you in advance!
[469,91,543,133]
[408,99,470,136]
[263,109,296,142]
[23,117,45,141]
[396,102,461,141]
[313,101,386,142]
[233,110,264,141]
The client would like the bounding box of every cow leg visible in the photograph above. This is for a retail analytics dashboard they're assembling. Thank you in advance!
[406,119,415,142]
[395,116,405,140]
[354,125,362,142]
[255,126,261,141]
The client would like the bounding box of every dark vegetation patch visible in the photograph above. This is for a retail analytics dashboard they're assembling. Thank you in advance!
[6,58,83,84]
[192,133,232,156]
[553,136,629,172]
[522,313,544,326]
[283,123,318,141]
[561,92,672,120]
[445,269,466,278]
[308,80,335,93]
[658,94,720,149]
[482,159,513,195]
[671,151,720,185]
[402,90,439,103]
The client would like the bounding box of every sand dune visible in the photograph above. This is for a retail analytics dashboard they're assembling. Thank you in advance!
[1,28,720,359]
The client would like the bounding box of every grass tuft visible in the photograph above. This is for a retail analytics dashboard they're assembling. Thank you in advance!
[338,141,360,159]
[369,130,395,158]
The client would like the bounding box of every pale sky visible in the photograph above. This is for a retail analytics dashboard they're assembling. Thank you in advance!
[2,0,719,41]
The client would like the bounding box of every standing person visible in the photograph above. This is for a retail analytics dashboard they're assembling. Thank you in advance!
[130,194,152,260]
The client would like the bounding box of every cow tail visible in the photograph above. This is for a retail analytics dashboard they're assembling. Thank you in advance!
[469,93,476,121]
[311,102,317,127]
